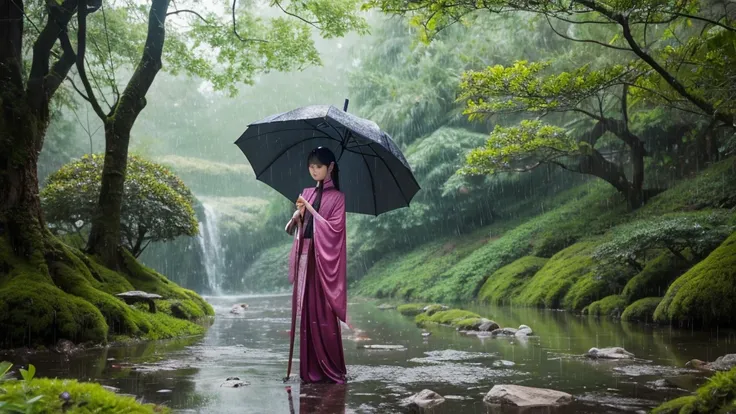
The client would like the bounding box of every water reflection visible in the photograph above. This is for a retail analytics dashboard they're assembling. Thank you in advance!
[298,383,347,413]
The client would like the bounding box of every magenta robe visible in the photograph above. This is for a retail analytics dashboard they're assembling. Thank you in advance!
[285,178,347,383]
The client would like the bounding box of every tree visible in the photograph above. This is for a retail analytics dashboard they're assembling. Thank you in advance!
[592,212,733,270]
[47,0,366,268]
[458,60,651,208]
[41,154,198,258]
[367,0,736,208]
[366,0,735,125]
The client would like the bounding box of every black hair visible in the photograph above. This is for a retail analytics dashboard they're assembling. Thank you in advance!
[303,147,340,239]
[307,146,340,191]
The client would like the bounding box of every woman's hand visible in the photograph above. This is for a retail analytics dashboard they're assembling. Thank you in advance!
[296,195,310,213]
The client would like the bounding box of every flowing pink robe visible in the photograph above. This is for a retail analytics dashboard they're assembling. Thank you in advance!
[285,178,347,383]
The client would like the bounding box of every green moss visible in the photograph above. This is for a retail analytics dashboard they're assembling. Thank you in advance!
[621,297,662,322]
[622,251,693,302]
[455,317,484,330]
[654,232,736,326]
[478,256,548,303]
[652,367,736,413]
[397,303,429,316]
[512,241,595,309]
[0,377,170,413]
[640,158,736,216]
[415,309,482,327]
[584,295,627,317]
[0,234,211,349]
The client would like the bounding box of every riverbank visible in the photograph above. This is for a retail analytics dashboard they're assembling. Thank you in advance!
[356,158,736,328]
[3,294,734,413]
[0,239,214,350]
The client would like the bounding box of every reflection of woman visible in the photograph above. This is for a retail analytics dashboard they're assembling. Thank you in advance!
[284,147,348,383]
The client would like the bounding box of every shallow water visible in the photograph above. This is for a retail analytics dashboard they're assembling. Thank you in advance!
[4,294,736,413]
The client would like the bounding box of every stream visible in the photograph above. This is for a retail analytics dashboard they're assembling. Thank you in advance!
[4,294,736,413]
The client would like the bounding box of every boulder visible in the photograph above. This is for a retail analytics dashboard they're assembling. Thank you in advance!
[516,325,533,337]
[491,327,518,336]
[403,389,446,410]
[479,320,500,332]
[484,384,572,407]
[585,347,634,360]
[377,304,396,310]
[686,354,736,371]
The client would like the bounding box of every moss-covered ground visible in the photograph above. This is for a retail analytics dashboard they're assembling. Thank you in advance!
[0,234,213,349]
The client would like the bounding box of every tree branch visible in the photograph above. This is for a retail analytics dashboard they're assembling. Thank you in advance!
[544,14,632,51]
[25,0,77,113]
[114,0,169,126]
[231,0,268,43]
[574,0,734,126]
[672,12,735,33]
[75,0,107,120]
[272,0,319,29]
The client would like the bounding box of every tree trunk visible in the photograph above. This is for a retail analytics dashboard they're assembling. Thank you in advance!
[85,0,170,268]
[85,124,130,268]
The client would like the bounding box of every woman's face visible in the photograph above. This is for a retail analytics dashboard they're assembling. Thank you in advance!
[309,161,329,182]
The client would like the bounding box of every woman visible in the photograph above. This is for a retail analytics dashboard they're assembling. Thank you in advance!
[284,146,348,384]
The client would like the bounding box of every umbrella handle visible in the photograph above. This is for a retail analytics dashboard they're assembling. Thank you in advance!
[343,98,349,112]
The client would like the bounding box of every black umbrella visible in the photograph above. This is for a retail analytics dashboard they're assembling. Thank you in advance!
[234,100,420,216]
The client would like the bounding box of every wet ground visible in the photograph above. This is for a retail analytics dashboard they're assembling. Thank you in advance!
[5,294,736,413]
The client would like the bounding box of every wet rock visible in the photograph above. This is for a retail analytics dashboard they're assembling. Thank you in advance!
[157,389,172,393]
[483,384,572,407]
[409,350,497,364]
[479,320,500,332]
[648,379,677,389]
[586,347,634,359]
[101,385,120,393]
[422,304,449,315]
[686,354,736,371]
[377,304,395,310]
[362,344,406,350]
[516,325,533,337]
[491,327,518,336]
[53,339,77,355]
[492,360,516,368]
[402,389,445,410]
[221,378,250,388]
[230,304,247,315]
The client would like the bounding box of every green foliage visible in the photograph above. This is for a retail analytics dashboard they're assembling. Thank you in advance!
[396,303,430,316]
[41,154,198,257]
[622,251,693,302]
[584,295,627,318]
[463,120,577,175]
[459,61,627,118]
[621,297,662,322]
[240,242,292,293]
[654,232,736,326]
[0,364,170,413]
[593,212,734,269]
[652,367,736,414]
[477,256,547,303]
[639,158,736,215]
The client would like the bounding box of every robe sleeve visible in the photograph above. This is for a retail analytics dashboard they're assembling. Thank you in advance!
[287,188,314,285]
[312,191,348,322]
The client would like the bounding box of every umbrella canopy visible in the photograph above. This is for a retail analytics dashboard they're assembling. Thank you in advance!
[235,104,420,216]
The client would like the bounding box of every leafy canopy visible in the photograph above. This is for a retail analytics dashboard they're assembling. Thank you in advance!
[592,212,734,268]
[41,154,199,257]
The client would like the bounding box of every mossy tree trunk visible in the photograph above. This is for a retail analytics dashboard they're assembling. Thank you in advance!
[1,1,78,257]
[84,0,170,268]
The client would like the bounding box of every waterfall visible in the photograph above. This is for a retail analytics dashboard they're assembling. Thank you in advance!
[196,202,226,295]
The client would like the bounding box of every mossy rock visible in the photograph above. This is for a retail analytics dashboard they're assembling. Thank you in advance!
[423,304,448,316]
[0,377,170,413]
[654,232,736,326]
[584,295,627,318]
[621,297,662,322]
[415,309,483,328]
[513,241,625,310]
[652,366,736,413]
[622,250,693,302]
[478,256,548,303]
[454,317,485,331]
[396,303,429,316]
[0,234,211,348]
